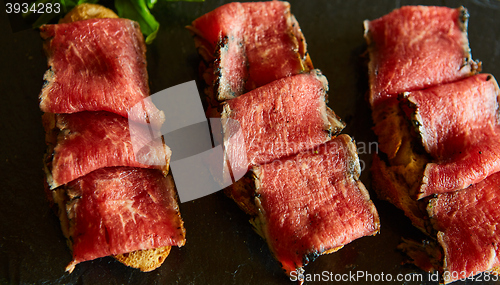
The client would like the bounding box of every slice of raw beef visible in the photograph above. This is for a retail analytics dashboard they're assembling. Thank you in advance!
[39,18,164,126]
[402,74,500,197]
[252,135,380,275]
[189,1,313,101]
[221,70,344,175]
[364,6,479,108]
[45,111,170,189]
[60,167,185,273]
[428,171,500,284]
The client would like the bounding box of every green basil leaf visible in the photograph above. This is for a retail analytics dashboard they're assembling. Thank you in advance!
[31,10,60,27]
[59,0,78,11]
[146,0,157,10]
[144,25,158,44]
[115,0,159,44]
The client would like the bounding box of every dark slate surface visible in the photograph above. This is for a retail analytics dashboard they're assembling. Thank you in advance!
[1,0,499,284]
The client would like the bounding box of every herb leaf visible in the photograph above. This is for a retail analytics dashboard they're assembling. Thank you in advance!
[115,0,159,44]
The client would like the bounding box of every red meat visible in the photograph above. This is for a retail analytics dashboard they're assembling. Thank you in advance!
[39,18,164,126]
[254,135,380,275]
[428,171,500,283]
[65,167,185,272]
[190,1,312,100]
[222,70,344,174]
[403,74,500,197]
[48,111,170,188]
[364,6,479,108]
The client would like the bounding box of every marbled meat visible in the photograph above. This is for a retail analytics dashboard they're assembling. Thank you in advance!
[221,70,344,174]
[64,167,185,272]
[253,134,380,275]
[39,18,164,126]
[47,111,170,189]
[189,1,312,100]
[364,6,479,108]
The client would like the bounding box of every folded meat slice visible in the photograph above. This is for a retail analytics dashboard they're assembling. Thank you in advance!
[420,132,500,198]
[364,6,480,108]
[406,74,499,160]
[189,1,313,101]
[45,111,170,189]
[252,135,380,275]
[221,70,345,174]
[428,171,500,284]
[39,18,164,126]
[402,74,500,197]
[58,167,186,273]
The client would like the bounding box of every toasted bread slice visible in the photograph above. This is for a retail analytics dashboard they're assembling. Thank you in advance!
[59,3,118,24]
[114,246,172,272]
[370,98,432,234]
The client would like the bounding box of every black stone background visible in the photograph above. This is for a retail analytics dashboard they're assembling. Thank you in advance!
[1,0,499,284]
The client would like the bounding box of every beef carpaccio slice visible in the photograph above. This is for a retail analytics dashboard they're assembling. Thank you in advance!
[45,111,171,189]
[189,1,312,101]
[61,167,186,272]
[406,74,499,160]
[364,6,479,108]
[428,171,500,284]
[403,74,500,197]
[252,135,380,275]
[221,70,345,174]
[39,18,164,126]
[420,132,500,198]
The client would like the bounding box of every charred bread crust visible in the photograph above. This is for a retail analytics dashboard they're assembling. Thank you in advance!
[224,172,259,217]
[326,107,346,137]
[371,98,405,159]
[370,95,446,276]
[371,154,430,234]
[288,14,313,72]
[368,75,479,277]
